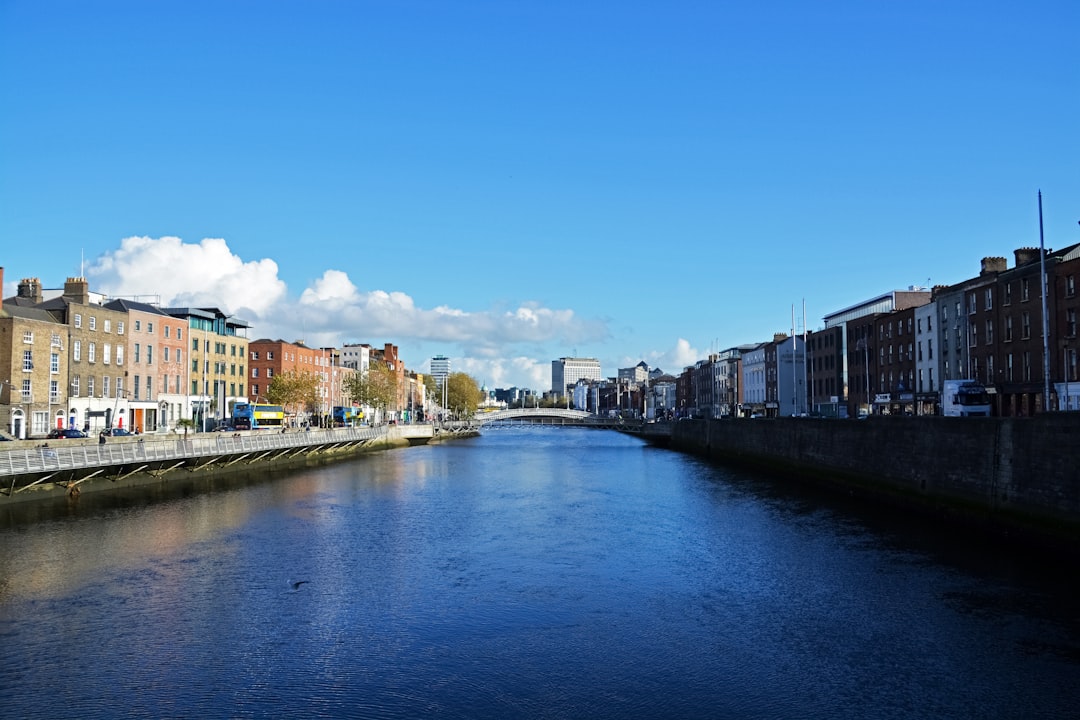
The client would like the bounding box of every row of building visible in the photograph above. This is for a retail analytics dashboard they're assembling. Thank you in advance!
[0,268,429,439]
[547,243,1080,419]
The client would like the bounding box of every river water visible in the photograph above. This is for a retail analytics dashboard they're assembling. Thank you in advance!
[0,427,1077,719]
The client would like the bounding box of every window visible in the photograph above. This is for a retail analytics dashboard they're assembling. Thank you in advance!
[50,380,59,403]
[164,326,170,339]
[267,351,274,360]
[267,368,273,377]
[177,349,182,365]
[147,322,154,334]
[103,344,111,365]
[1005,317,1013,342]
[968,292,976,314]
[116,377,123,398]
[1004,282,1012,305]
[146,376,152,400]
[23,350,33,371]
[134,375,140,400]
[1068,308,1077,337]
[177,328,182,340]
[88,376,95,397]
[134,343,141,363]
[986,319,994,345]
[985,289,993,310]
[135,320,141,331]
[103,375,110,398]
[164,347,170,362]
[89,316,97,331]
[22,379,31,402]
[1023,351,1032,381]
[987,355,994,380]
[147,346,153,365]
[89,342,96,363]
[251,351,259,360]
[72,375,80,397]
[50,352,59,373]
[73,341,81,362]
[116,346,123,365]
[252,384,259,396]
[1068,275,1076,297]
[52,333,62,347]
[74,314,82,329]
[104,319,111,333]
[1021,311,1031,339]
[1022,278,1031,302]
[192,338,199,351]
[117,321,124,335]
[252,367,259,378]
[23,330,33,343]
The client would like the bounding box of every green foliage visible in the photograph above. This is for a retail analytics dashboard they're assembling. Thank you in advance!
[344,362,398,410]
[266,370,320,415]
[445,372,484,417]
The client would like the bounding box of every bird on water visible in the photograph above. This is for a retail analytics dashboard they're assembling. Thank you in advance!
[289,580,310,591]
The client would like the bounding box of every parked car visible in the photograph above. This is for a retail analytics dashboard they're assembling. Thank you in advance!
[47,428,87,439]
[107,427,133,436]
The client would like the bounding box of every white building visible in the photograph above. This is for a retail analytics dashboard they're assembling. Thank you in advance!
[551,357,601,396]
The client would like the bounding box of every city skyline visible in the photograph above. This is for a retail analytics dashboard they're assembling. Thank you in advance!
[3,1,1078,390]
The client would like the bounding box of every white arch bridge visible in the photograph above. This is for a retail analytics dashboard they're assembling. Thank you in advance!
[471,408,641,430]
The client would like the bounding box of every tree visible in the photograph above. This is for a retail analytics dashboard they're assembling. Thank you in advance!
[266,370,320,419]
[445,372,484,417]
[343,362,398,416]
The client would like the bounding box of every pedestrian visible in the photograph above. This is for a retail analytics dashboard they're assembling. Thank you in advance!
[98,431,106,445]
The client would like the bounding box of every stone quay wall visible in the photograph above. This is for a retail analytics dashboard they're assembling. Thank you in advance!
[669,415,1080,548]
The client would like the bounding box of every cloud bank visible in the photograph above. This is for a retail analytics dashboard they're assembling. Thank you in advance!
[88,235,618,389]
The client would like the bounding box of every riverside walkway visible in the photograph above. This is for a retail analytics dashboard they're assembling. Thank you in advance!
[0,424,444,499]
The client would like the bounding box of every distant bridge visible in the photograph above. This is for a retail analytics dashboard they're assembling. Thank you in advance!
[472,408,623,428]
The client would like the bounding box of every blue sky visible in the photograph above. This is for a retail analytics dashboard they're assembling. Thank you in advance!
[2,0,1078,391]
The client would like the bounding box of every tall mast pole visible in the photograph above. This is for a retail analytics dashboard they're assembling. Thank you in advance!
[1039,191,1052,410]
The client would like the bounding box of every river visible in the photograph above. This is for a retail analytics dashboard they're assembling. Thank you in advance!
[0,427,1077,719]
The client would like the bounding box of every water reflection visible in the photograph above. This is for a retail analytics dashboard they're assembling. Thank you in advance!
[0,427,1077,719]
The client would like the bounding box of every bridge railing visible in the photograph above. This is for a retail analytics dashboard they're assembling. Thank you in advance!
[0,425,387,479]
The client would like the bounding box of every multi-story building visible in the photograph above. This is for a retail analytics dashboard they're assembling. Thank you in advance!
[1052,247,1080,411]
[165,307,249,428]
[914,300,938,415]
[103,299,188,432]
[741,343,767,416]
[248,338,327,422]
[776,334,807,417]
[10,276,131,433]
[551,357,601,397]
[807,327,844,417]
[1,268,72,438]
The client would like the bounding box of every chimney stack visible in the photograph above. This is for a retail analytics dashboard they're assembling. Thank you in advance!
[980,256,1007,275]
[17,276,43,303]
[63,276,90,305]
[1014,248,1040,266]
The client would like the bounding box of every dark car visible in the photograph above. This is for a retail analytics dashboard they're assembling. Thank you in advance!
[47,428,87,440]
[107,427,133,436]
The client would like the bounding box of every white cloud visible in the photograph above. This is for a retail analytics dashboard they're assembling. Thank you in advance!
[85,236,610,388]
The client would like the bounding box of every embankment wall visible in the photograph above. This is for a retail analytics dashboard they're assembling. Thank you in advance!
[670,415,1080,548]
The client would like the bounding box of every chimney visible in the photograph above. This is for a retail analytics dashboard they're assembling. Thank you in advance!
[773,332,789,343]
[63,276,90,304]
[980,257,1007,275]
[1014,248,1040,266]
[17,276,43,303]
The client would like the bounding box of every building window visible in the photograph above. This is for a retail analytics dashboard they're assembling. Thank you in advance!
[1023,351,1032,381]
[23,330,33,343]
[74,314,82,329]
[1005,317,1013,342]
[267,368,273,377]
[104,319,111,333]
[51,333,61,347]
[969,323,977,347]
[103,344,111,365]
[164,326,170,339]
[89,343,96,363]
[1021,312,1031,339]
[116,346,123,365]
[147,346,153,365]
[146,376,152,401]
[89,316,97,331]
[1068,309,1077,337]
[117,321,124,335]
[22,379,31,402]
[252,367,259,378]
[23,350,33,371]
[267,351,274,360]
[251,351,259,360]
[88,376,95,397]
[134,375,141,400]
[74,341,82,362]
[1022,278,1031,302]
[72,375,80,397]
[50,380,59,403]
[164,347,170,362]
[177,328,182,340]
[135,320,141,331]
[1068,275,1076,297]
[986,320,994,345]
[147,322,154,334]
[51,352,59,373]
[985,288,993,310]
[968,292,976,314]
[1004,282,1012,305]
[103,375,110,398]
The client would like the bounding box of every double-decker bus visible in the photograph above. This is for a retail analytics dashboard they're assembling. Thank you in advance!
[232,402,285,430]
[332,405,363,426]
